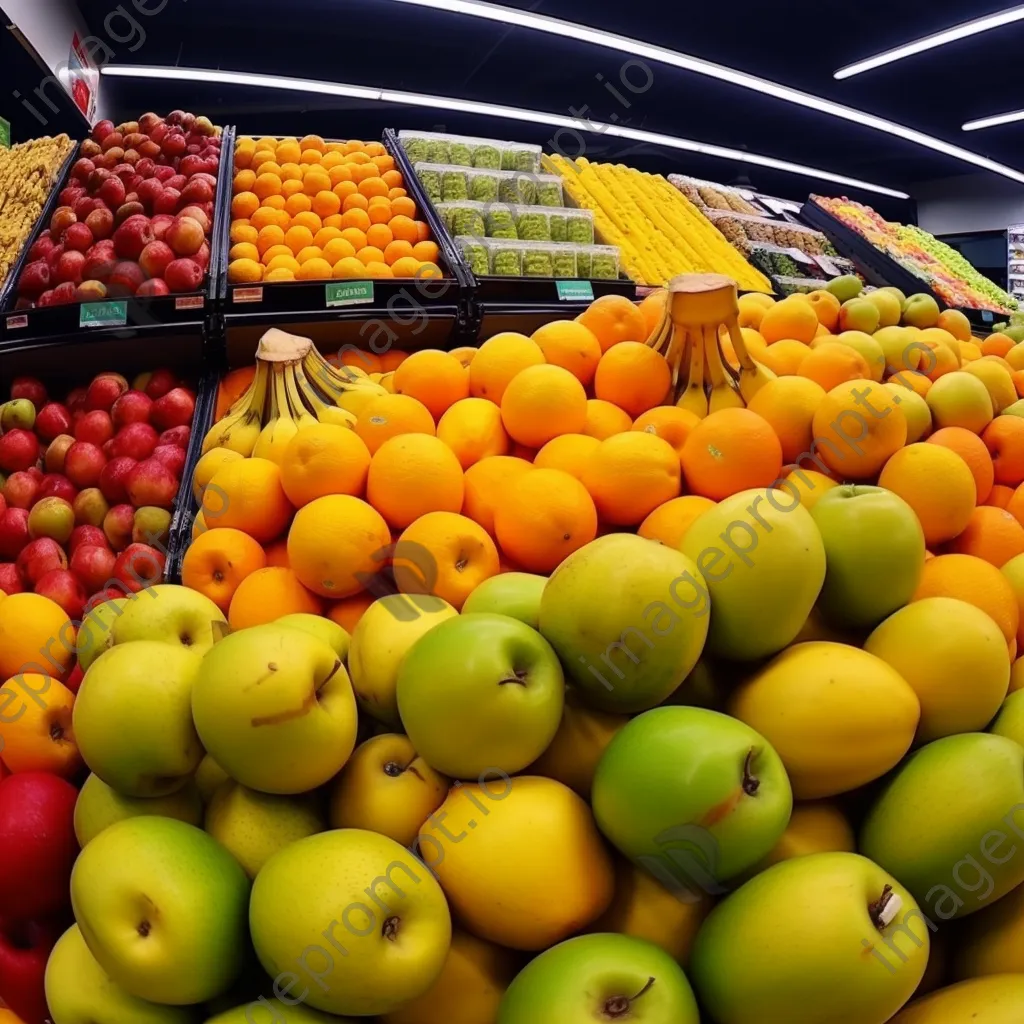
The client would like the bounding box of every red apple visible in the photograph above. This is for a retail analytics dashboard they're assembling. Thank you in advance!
[137,278,171,297]
[136,177,164,211]
[177,204,211,233]
[54,250,86,285]
[88,165,111,190]
[37,474,77,504]
[180,177,214,207]
[151,444,186,478]
[139,112,162,134]
[69,542,117,594]
[44,434,75,473]
[101,130,124,152]
[123,148,141,166]
[162,133,187,159]
[95,174,125,211]
[194,242,211,273]
[72,487,109,527]
[10,378,46,407]
[75,410,114,447]
[113,214,155,261]
[164,174,187,193]
[69,524,108,554]
[18,261,51,298]
[158,425,191,448]
[46,244,66,273]
[126,458,177,508]
[164,258,203,293]
[108,261,146,296]
[179,154,207,178]
[63,222,93,253]
[113,542,166,592]
[64,441,107,488]
[98,456,136,504]
[166,110,185,126]
[111,422,158,461]
[115,200,145,226]
[0,563,21,595]
[72,156,95,181]
[49,207,76,241]
[150,213,175,240]
[16,536,68,587]
[85,373,128,412]
[152,187,181,215]
[84,206,114,240]
[151,387,196,430]
[136,155,157,177]
[28,236,55,262]
[66,388,88,415]
[165,215,204,257]
[0,430,40,473]
[152,163,175,182]
[50,281,79,305]
[3,472,40,510]
[92,119,115,143]
[73,195,99,221]
[33,403,70,442]
[111,390,153,429]
[76,280,108,302]
[0,508,29,559]
[0,914,62,1024]
[36,568,88,620]
[138,240,175,279]
[82,251,116,284]
[103,503,135,551]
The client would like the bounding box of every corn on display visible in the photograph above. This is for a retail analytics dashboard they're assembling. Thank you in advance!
[0,134,75,292]
[546,155,772,293]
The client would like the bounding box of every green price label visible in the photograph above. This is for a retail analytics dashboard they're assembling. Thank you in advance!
[79,300,128,328]
[556,280,595,302]
[982,310,994,323]
[0,117,9,149]
[326,281,374,307]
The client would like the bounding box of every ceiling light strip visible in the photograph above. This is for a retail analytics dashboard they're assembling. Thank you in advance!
[963,108,1024,132]
[377,0,1024,185]
[100,65,911,197]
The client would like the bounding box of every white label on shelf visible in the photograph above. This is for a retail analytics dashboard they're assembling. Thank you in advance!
[175,295,205,310]
[813,254,843,276]
[762,197,799,216]
[233,287,263,304]
[786,247,815,265]
[5,314,27,330]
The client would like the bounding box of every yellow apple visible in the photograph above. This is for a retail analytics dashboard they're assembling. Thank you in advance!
[74,773,203,847]
[277,612,350,660]
[195,753,231,803]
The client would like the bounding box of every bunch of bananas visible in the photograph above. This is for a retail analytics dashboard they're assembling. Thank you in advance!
[202,328,387,462]
[0,134,75,290]
[647,274,775,419]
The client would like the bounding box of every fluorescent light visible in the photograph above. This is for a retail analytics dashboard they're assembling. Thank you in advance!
[101,65,910,198]
[836,6,1024,78]
[377,0,1024,186]
[963,108,1024,132]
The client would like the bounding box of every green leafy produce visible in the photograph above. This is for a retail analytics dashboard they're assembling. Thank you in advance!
[486,208,516,234]
[567,215,594,245]
[592,253,618,279]
[492,246,522,276]
[524,250,554,277]
[450,143,474,166]
[470,173,499,202]
[499,175,536,205]
[535,181,563,207]
[425,140,451,163]
[473,145,502,169]
[491,226,519,240]
[550,214,568,242]
[459,240,489,277]
[576,251,592,278]
[502,148,539,172]
[442,170,468,202]
[518,212,550,242]
[404,139,429,164]
[419,169,442,204]
[553,251,577,278]
[452,208,486,237]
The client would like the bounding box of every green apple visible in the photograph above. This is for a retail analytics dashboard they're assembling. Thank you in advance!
[191,624,358,795]
[71,817,249,1005]
[1002,398,1024,418]
[397,613,564,778]
[926,372,995,434]
[205,999,347,1022]
[990,689,1024,747]
[45,924,192,1024]
[691,853,928,1023]
[205,780,325,878]
[681,488,826,661]
[327,733,449,847]
[74,773,203,846]
[903,294,941,329]
[826,275,862,303]
[76,598,128,672]
[861,733,1024,919]
[811,486,926,629]
[881,286,907,309]
[348,594,458,727]
[498,933,699,1024]
[462,572,547,628]
[864,289,902,328]
[277,612,350,660]
[891,975,1024,1022]
[73,642,204,796]
[1003,325,1024,343]
[539,534,709,713]
[195,753,231,803]
[591,706,792,888]
[956,876,1024,980]
[249,829,452,1017]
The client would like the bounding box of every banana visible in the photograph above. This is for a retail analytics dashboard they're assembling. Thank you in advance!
[677,328,709,419]
[253,364,298,464]
[202,361,270,457]
[284,363,319,433]
[704,325,745,414]
[294,362,358,428]
[725,319,776,404]
[302,350,387,421]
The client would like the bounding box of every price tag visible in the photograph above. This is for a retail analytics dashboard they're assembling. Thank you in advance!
[232,287,263,304]
[0,117,9,150]
[175,295,205,311]
[326,281,374,307]
[813,254,843,277]
[556,280,595,302]
[982,310,994,323]
[79,300,127,328]
[786,247,815,266]
[6,314,27,330]
[761,197,797,216]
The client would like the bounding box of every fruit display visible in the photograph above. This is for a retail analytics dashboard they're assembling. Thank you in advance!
[12,112,223,308]
[399,129,542,173]
[227,134,444,283]
[668,173,766,215]
[0,368,196,619]
[813,195,1017,312]
[546,154,773,291]
[0,135,76,295]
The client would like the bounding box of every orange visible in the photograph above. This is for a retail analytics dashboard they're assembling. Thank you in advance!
[282,179,306,199]
[0,592,73,681]
[367,434,465,529]
[759,297,819,344]
[748,376,827,465]
[322,238,357,265]
[276,139,302,163]
[292,211,323,234]
[231,192,260,219]
[807,291,842,332]
[988,484,1015,510]
[390,256,422,278]
[391,196,416,219]
[593,342,672,417]
[230,242,260,263]
[389,187,409,201]
[393,512,500,610]
[437,397,510,469]
[356,246,386,266]
[469,332,545,403]
[638,495,716,549]
[576,294,647,353]
[494,469,598,573]
[340,348,382,374]
[583,399,632,440]
[356,176,387,200]
[308,190,339,220]
[253,172,283,201]
[0,675,80,777]
[394,350,470,420]
[1013,370,1024,398]
[296,258,334,281]
[202,458,293,543]
[295,245,324,265]
[234,169,257,193]
[390,216,420,244]
[256,161,283,181]
[182,528,268,613]
[334,178,358,199]
[984,417,1024,487]
[379,350,408,372]
[921,339,959,381]
[532,320,602,386]
[366,224,393,250]
[327,591,376,634]
[798,343,870,392]
[759,340,811,377]
[914,553,1020,646]
[810,380,907,480]
[230,221,258,246]
[303,171,332,197]
[286,192,313,217]
[928,427,995,504]
[334,256,368,279]
[682,408,784,501]
[284,225,315,255]
[948,506,1024,568]
[265,268,296,282]
[355,393,435,454]
[228,567,324,629]
[878,443,977,546]
[264,538,290,568]
[344,193,370,212]
[384,240,415,266]
[261,244,293,265]
[412,238,438,261]
[983,334,1016,358]
[583,432,682,526]
[262,196,288,213]
[450,347,477,369]
[227,257,263,284]
[414,261,443,281]
[216,365,258,420]
[342,208,372,234]
[463,456,534,535]
[280,424,372,507]
[638,289,668,337]
[631,407,700,462]
[252,205,288,231]
[534,434,601,481]
[501,364,588,448]
[340,227,368,251]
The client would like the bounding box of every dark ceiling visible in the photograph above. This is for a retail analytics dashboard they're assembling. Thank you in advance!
[9,0,1024,220]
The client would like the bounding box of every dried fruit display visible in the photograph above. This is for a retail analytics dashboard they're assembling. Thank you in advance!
[668,174,764,216]
[0,135,76,293]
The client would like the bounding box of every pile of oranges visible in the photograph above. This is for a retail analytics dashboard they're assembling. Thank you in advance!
[227,134,443,284]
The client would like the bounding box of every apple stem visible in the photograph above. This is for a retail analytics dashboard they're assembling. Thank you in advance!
[868,885,902,931]
[603,977,656,1018]
[49,722,64,742]
[742,748,760,796]
[498,668,528,686]
[382,916,400,941]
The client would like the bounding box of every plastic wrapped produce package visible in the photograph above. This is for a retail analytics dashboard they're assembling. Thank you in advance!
[550,213,568,242]
[502,144,542,173]
[442,169,469,202]
[499,172,537,205]
[535,175,564,207]
[415,164,443,204]
[488,238,523,276]
[567,211,595,245]
[403,138,429,164]
[469,169,500,203]
[457,236,490,277]
[552,244,578,279]
[590,245,620,280]
[518,210,551,242]
[450,142,474,166]
[426,139,452,164]
[523,245,554,277]
[473,144,502,169]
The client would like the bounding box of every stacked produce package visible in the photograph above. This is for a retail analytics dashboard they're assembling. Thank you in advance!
[813,195,1017,313]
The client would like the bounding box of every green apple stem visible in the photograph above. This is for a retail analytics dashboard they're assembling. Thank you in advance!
[384,759,426,782]
[498,669,528,686]
[868,885,902,930]
[742,748,760,796]
[603,977,656,1018]
[382,916,400,941]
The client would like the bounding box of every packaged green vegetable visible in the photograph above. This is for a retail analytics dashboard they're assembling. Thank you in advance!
[404,139,429,164]
[499,174,536,205]
[518,212,550,242]
[549,214,567,242]
[425,140,451,163]
[458,238,489,277]
[470,173,499,202]
[576,251,592,278]
[442,170,468,202]
[449,143,474,167]
[491,225,519,240]
[486,208,516,234]
[567,214,594,245]
[553,249,577,278]
[473,145,502,169]
[535,179,563,207]
[491,245,522,276]
[502,147,539,172]
[418,169,442,204]
[524,250,553,277]
[591,252,618,279]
